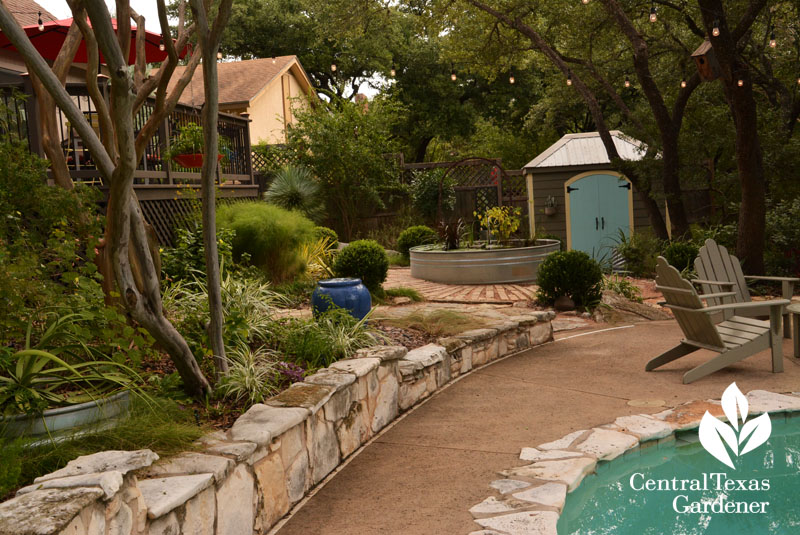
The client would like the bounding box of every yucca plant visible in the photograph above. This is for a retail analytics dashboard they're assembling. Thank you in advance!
[264,165,325,223]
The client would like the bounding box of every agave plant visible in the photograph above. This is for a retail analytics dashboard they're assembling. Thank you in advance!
[0,315,144,416]
[264,164,325,223]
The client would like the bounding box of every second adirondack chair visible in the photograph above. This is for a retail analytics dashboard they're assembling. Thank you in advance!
[647,257,788,384]
[694,239,798,337]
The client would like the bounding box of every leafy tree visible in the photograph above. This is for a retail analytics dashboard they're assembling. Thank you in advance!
[284,95,405,239]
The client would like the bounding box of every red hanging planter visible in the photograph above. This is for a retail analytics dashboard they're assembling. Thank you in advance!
[172,153,223,169]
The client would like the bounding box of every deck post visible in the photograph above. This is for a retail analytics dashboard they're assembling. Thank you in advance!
[241,113,254,185]
[20,73,44,158]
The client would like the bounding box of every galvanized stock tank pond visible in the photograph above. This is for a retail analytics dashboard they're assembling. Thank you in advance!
[409,239,560,284]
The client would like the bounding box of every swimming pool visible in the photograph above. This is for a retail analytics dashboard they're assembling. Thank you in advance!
[558,414,800,534]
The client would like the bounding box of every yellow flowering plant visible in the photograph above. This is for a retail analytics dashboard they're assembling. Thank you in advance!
[474,206,522,244]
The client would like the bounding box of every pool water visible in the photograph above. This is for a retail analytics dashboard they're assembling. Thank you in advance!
[558,415,800,534]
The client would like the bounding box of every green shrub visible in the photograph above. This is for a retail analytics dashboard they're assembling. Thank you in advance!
[603,274,643,303]
[263,164,325,223]
[397,225,438,258]
[161,222,235,282]
[217,202,315,282]
[270,307,379,369]
[614,229,663,277]
[765,198,800,277]
[663,241,699,273]
[411,169,456,221]
[333,240,389,293]
[536,250,603,308]
[313,226,339,249]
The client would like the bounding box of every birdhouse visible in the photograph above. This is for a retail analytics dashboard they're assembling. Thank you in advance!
[691,40,721,82]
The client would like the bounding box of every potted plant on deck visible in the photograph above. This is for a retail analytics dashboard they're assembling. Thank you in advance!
[166,122,229,169]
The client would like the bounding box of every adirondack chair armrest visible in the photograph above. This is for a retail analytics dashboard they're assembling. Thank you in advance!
[691,279,736,287]
[698,292,737,301]
[702,299,791,314]
[743,276,800,282]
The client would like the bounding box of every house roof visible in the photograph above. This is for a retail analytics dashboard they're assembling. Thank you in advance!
[524,131,647,169]
[5,0,58,27]
[169,56,314,108]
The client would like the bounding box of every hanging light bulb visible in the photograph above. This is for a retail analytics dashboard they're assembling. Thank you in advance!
[737,78,744,87]
[797,75,800,85]
[769,29,776,48]
[37,11,44,31]
[581,0,590,4]
[331,62,337,72]
[624,75,631,88]
[272,57,276,64]
[159,39,165,52]
[217,50,223,60]
[566,73,572,86]
[649,5,657,23]
[390,64,396,77]
[680,78,687,88]
[712,19,720,37]
[451,67,457,81]
[509,73,515,84]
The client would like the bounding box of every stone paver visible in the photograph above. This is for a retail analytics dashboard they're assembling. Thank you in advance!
[384,267,536,303]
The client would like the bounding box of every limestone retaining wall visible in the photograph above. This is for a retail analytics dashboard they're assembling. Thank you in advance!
[0,311,554,535]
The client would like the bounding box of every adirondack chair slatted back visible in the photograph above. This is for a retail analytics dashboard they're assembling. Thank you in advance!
[694,239,751,306]
[656,256,726,349]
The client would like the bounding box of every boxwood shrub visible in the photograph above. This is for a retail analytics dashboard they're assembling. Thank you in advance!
[333,239,389,293]
[397,225,438,258]
[536,250,603,308]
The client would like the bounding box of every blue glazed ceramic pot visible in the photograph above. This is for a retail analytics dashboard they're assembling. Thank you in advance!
[311,278,371,320]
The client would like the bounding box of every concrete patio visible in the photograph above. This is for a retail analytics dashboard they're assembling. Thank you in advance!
[275,320,800,534]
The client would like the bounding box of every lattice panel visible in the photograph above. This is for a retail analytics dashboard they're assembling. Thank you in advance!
[139,196,253,247]
[502,174,526,199]
[474,186,499,214]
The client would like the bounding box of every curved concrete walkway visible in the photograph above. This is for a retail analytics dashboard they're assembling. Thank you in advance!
[275,321,800,534]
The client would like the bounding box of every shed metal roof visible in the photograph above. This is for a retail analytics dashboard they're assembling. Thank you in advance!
[524,131,647,169]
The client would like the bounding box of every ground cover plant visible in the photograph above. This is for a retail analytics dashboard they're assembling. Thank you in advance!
[378,309,484,337]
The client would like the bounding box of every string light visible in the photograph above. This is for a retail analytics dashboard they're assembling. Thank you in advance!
[797,75,800,85]
[331,62,337,72]
[451,66,457,81]
[680,78,687,88]
[390,64,396,77]
[737,78,744,87]
[566,72,572,86]
[217,50,223,60]
[581,0,590,4]
[159,39,165,52]
[649,4,657,23]
[272,58,276,64]
[37,11,43,31]
[769,28,776,48]
[712,19,720,37]
[509,73,515,84]
[624,75,631,88]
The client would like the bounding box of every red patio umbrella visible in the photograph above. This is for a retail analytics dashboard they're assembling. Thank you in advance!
[0,17,187,65]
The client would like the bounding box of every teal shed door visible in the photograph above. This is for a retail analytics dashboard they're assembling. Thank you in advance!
[567,173,631,260]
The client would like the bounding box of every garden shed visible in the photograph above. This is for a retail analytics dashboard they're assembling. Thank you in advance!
[523,131,653,261]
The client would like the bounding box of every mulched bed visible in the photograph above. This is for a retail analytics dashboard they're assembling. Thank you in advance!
[373,323,439,350]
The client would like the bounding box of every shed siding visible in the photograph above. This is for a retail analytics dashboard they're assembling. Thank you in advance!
[530,168,652,247]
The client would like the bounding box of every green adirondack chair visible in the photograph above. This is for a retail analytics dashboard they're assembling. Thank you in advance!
[646,256,788,384]
[693,239,798,337]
